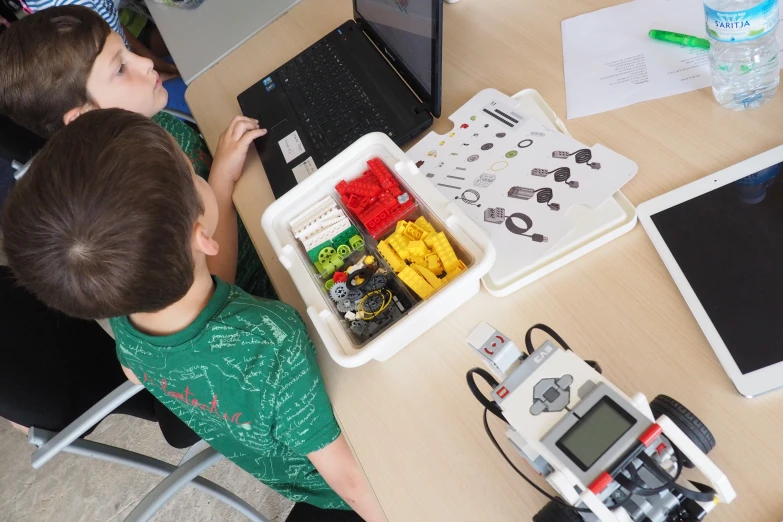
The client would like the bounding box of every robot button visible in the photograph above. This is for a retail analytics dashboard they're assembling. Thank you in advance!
[543,387,560,402]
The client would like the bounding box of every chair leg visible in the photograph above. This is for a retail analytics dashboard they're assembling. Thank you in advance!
[178,438,211,465]
[30,381,145,469]
[29,428,270,522]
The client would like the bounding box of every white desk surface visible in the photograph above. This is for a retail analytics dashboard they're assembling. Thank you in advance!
[186,0,783,520]
[144,0,301,84]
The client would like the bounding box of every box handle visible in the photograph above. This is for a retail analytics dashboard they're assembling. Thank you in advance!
[306,306,377,368]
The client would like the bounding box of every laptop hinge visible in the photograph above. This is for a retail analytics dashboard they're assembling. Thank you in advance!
[413,103,429,115]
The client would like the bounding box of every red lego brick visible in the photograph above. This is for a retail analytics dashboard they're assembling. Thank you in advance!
[344,181,382,198]
[368,158,395,188]
[334,158,416,238]
[333,271,347,283]
[335,180,349,196]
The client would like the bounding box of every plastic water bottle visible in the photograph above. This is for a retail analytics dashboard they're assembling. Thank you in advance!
[705,0,780,109]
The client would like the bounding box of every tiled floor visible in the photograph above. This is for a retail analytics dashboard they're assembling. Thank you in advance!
[0,414,294,522]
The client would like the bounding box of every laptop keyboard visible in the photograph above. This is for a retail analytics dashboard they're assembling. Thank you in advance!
[278,40,395,164]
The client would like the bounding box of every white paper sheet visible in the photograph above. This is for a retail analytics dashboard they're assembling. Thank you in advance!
[562,0,783,119]
[407,89,638,267]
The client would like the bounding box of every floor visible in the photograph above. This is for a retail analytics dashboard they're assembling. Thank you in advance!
[0,243,294,522]
[0,412,294,522]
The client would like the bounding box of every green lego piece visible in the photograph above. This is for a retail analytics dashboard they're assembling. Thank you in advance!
[313,260,328,277]
[307,239,333,263]
[324,279,335,291]
[336,244,351,259]
[332,225,359,249]
[349,234,364,251]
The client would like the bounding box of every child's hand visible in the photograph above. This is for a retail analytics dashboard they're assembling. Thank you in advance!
[212,116,267,184]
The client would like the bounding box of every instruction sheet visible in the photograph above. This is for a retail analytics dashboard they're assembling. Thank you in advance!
[562,0,783,119]
[407,89,638,267]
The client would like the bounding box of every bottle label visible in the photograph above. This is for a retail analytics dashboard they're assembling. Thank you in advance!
[705,0,779,42]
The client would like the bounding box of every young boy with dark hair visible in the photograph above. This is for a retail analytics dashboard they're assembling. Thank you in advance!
[1,109,383,521]
[0,5,273,298]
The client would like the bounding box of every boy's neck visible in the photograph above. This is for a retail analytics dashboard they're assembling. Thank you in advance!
[129,260,215,337]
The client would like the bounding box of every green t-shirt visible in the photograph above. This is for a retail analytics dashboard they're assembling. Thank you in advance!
[110,277,348,509]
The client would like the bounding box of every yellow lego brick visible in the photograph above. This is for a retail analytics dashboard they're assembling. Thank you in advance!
[395,220,408,235]
[407,240,427,258]
[412,264,442,290]
[410,255,427,267]
[444,259,468,282]
[377,240,406,273]
[398,266,434,299]
[414,216,436,234]
[387,232,410,260]
[403,222,426,241]
[432,232,459,272]
[426,253,443,276]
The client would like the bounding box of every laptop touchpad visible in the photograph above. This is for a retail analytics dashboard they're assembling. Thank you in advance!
[261,97,289,132]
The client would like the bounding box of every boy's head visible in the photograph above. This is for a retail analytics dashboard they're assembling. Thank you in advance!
[0,6,168,138]
[1,109,219,320]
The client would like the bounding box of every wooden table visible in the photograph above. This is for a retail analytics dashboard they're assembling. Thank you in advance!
[186,1,783,520]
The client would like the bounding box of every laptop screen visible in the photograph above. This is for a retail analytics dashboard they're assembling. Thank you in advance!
[355,0,442,115]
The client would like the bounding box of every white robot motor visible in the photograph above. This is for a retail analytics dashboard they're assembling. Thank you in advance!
[465,322,736,522]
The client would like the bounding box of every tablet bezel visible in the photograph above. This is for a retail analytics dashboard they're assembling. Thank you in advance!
[637,145,783,398]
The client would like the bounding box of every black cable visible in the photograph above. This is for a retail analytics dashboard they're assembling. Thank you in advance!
[466,368,506,421]
[550,167,571,183]
[482,408,593,513]
[641,449,716,503]
[570,149,593,164]
[534,188,560,211]
[523,323,574,356]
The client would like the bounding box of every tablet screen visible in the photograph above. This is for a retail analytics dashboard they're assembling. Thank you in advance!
[650,163,783,375]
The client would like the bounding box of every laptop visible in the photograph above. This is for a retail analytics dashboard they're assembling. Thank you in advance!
[238,0,443,199]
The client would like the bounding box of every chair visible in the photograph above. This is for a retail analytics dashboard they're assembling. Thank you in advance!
[27,381,271,522]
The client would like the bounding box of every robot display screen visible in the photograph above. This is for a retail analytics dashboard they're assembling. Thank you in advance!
[556,397,637,471]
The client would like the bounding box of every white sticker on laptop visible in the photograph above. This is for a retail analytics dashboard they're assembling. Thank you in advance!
[278,130,305,164]
[292,156,318,183]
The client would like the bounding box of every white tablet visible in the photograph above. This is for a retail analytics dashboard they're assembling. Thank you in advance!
[638,145,783,398]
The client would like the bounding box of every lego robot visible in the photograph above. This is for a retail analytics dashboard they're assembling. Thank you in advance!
[465,322,735,522]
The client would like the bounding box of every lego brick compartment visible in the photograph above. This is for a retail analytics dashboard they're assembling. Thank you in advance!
[289,157,476,349]
[262,133,495,367]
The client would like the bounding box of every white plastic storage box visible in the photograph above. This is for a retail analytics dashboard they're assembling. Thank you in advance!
[262,133,496,367]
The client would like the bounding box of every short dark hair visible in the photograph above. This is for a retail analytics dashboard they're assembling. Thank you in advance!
[1,109,203,320]
[0,5,110,138]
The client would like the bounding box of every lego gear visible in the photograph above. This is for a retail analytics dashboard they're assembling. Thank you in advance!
[329,282,348,301]
[346,288,363,302]
[366,274,388,292]
[318,247,337,264]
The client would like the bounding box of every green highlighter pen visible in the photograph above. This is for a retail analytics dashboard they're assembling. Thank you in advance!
[649,29,711,50]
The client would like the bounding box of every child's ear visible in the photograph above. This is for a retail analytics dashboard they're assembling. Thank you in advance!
[193,222,220,257]
[62,104,94,127]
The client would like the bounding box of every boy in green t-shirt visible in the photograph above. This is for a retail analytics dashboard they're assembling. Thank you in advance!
[1,109,383,521]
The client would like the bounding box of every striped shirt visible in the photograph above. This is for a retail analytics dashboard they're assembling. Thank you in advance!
[23,0,129,46]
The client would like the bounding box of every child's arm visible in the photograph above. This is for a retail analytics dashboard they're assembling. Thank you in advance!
[206,116,267,284]
[308,434,385,522]
[121,365,142,385]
